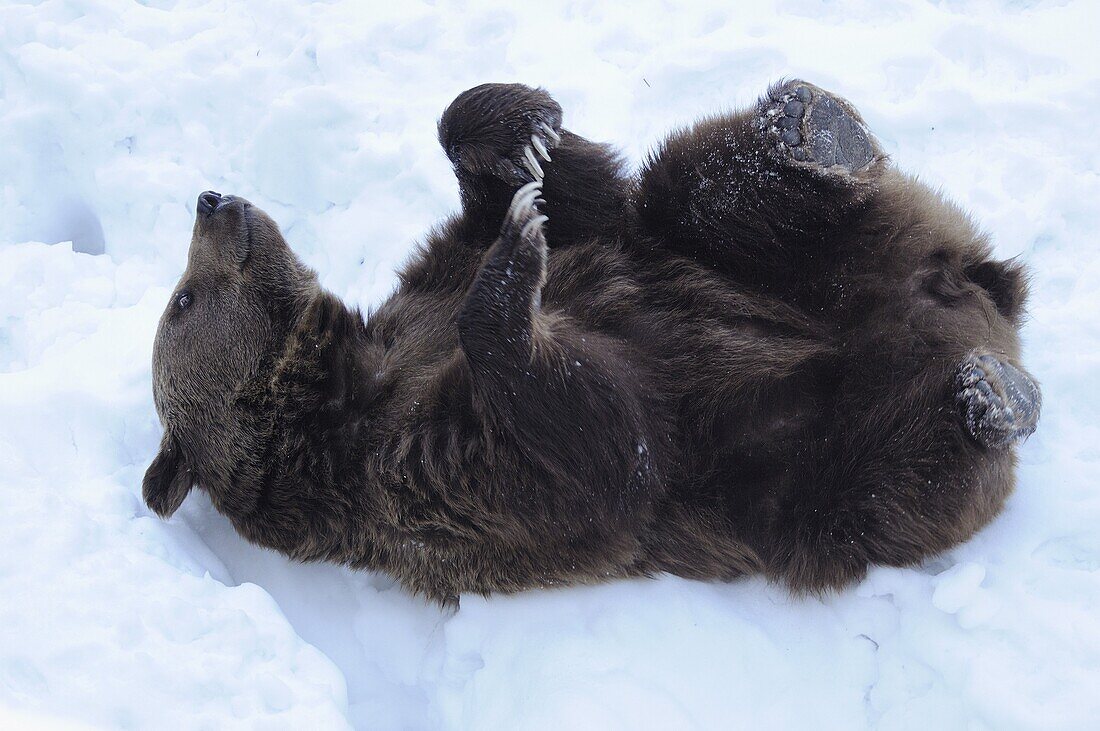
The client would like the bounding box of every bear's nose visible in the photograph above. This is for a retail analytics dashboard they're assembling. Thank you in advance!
[197,191,223,216]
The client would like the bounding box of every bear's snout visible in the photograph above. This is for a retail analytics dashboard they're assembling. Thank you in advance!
[197,190,252,218]
[197,190,224,217]
[196,191,250,224]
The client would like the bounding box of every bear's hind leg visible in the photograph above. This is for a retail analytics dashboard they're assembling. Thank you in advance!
[766,348,1038,594]
[636,79,887,276]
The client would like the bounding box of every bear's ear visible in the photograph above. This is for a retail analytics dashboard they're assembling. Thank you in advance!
[965,258,1029,324]
[142,433,194,518]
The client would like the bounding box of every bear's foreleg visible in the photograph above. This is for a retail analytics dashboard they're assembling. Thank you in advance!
[456,180,549,373]
[455,182,658,545]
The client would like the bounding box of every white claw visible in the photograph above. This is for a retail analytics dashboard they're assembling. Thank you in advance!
[523,146,544,179]
[539,121,561,145]
[521,157,537,179]
[511,180,542,222]
[531,134,552,162]
[517,179,543,196]
[521,214,549,240]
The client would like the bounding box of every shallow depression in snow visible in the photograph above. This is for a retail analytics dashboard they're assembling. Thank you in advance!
[1,1,1099,728]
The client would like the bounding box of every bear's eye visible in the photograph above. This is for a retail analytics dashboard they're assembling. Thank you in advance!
[175,291,193,311]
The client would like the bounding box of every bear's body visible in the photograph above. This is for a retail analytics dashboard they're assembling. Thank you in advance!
[144,81,1039,604]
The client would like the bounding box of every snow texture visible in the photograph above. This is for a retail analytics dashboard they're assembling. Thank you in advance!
[1,1,1098,728]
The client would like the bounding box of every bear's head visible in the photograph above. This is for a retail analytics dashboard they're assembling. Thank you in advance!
[143,192,317,518]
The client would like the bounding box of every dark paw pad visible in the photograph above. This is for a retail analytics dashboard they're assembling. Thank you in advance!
[765,81,881,173]
[956,353,1041,449]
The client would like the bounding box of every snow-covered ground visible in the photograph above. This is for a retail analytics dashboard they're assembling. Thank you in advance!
[2,0,1098,728]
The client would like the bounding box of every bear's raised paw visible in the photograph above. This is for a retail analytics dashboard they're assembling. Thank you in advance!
[439,83,562,186]
[764,80,882,175]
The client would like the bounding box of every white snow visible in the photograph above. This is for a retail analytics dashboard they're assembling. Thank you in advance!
[1,0,1098,728]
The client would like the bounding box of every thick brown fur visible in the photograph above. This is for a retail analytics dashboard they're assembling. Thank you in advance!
[145,81,1038,605]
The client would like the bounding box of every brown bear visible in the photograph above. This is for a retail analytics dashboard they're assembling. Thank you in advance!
[144,80,1040,605]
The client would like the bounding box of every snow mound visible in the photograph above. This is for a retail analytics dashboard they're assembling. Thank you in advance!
[2,1,1098,728]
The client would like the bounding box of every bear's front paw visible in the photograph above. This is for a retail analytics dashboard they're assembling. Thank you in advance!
[440,83,563,186]
[956,353,1041,449]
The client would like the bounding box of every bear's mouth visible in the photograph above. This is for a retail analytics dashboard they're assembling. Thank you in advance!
[240,203,255,268]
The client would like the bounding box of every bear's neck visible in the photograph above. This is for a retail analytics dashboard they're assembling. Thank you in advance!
[214,289,389,564]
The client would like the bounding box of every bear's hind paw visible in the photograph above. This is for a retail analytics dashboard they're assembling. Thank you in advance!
[956,353,1041,449]
[763,80,882,176]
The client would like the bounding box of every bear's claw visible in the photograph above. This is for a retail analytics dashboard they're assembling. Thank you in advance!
[517,117,560,181]
[765,81,881,174]
[509,181,544,223]
[956,353,1041,449]
[503,180,549,249]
